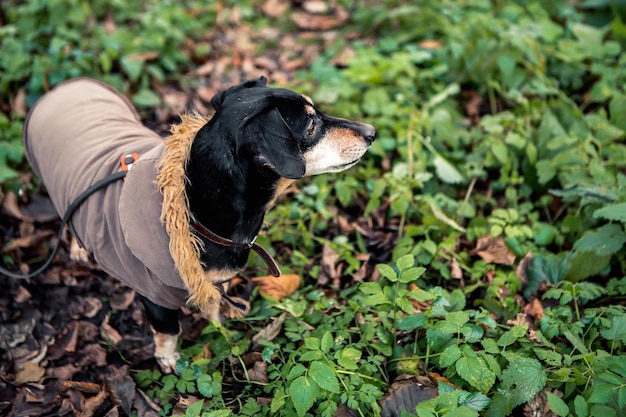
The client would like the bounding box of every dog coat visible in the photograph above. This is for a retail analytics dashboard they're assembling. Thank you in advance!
[24,78,217,311]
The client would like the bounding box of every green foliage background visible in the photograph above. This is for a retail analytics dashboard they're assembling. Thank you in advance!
[2,0,626,416]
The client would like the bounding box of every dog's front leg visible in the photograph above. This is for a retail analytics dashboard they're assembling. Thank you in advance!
[138,295,181,374]
[152,331,181,374]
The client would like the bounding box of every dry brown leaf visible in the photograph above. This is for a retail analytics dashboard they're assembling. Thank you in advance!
[247,361,268,383]
[15,362,46,385]
[472,235,516,266]
[2,190,24,219]
[61,381,102,394]
[523,389,562,417]
[381,377,437,417]
[507,313,529,327]
[81,389,108,417]
[450,257,463,280]
[11,88,27,116]
[291,6,348,31]
[253,312,287,344]
[102,315,123,345]
[69,296,103,319]
[524,297,546,321]
[319,244,341,286]
[1,229,54,253]
[516,252,532,284]
[109,290,135,311]
[418,40,442,50]
[252,274,300,301]
[172,395,202,416]
[261,0,290,18]
[334,403,358,417]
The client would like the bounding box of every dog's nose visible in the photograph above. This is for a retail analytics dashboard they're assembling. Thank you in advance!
[362,123,376,144]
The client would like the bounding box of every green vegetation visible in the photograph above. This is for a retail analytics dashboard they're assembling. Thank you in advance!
[2,0,626,416]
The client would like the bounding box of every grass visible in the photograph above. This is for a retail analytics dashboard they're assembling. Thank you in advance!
[1,0,626,416]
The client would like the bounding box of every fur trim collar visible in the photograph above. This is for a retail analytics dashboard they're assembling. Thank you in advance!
[156,113,221,314]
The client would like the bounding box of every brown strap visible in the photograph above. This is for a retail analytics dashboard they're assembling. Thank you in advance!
[190,220,281,277]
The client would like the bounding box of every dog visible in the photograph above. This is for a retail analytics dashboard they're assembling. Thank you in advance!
[23,77,375,373]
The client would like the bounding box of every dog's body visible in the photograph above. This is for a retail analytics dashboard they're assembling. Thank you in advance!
[24,77,375,372]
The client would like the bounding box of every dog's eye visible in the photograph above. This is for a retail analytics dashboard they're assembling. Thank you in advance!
[307,119,316,136]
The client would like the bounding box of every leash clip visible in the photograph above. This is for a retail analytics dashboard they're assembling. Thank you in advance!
[120,152,139,172]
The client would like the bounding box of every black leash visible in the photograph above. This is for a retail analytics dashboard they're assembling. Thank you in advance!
[0,170,128,279]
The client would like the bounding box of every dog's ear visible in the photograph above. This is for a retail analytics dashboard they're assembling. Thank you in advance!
[247,107,305,179]
[211,77,268,111]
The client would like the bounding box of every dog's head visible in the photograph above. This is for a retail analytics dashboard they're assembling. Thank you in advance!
[209,76,376,179]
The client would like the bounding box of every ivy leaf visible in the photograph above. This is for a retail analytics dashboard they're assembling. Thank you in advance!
[309,362,340,394]
[440,344,462,367]
[398,312,427,331]
[184,400,204,417]
[600,315,626,342]
[399,267,426,283]
[132,88,161,108]
[320,331,333,354]
[497,324,528,347]
[396,254,415,271]
[573,224,626,256]
[197,373,221,397]
[456,356,495,393]
[289,376,319,417]
[335,347,361,370]
[574,395,588,417]
[546,392,569,417]
[377,264,398,282]
[593,203,626,223]
[500,358,547,406]
[433,155,465,184]
[461,392,491,412]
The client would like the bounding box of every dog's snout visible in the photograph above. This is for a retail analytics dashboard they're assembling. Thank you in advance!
[361,123,376,144]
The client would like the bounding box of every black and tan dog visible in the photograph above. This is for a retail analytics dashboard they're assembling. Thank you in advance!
[23,77,375,372]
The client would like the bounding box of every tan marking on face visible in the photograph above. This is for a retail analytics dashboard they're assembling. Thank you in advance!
[269,178,296,207]
[303,127,370,176]
[301,94,315,115]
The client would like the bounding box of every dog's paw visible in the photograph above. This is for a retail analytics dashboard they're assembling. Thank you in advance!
[153,332,180,374]
[69,237,91,263]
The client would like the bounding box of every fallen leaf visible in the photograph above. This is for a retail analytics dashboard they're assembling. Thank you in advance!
[523,389,562,417]
[418,40,442,50]
[172,395,201,416]
[450,257,463,280]
[107,372,136,416]
[247,361,268,383]
[61,381,102,394]
[524,298,546,321]
[11,88,27,116]
[69,296,103,319]
[102,315,123,345]
[472,235,516,266]
[334,404,359,417]
[291,7,348,31]
[2,190,25,219]
[134,389,162,417]
[261,0,290,18]
[1,230,54,253]
[81,389,108,417]
[253,312,287,344]
[516,252,532,284]
[381,377,438,417]
[109,290,136,310]
[318,244,341,286]
[252,274,300,301]
[15,362,46,385]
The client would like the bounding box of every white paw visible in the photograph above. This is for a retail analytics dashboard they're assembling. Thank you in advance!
[69,237,91,263]
[153,332,180,374]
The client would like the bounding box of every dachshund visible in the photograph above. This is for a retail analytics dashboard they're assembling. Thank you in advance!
[22,76,375,373]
